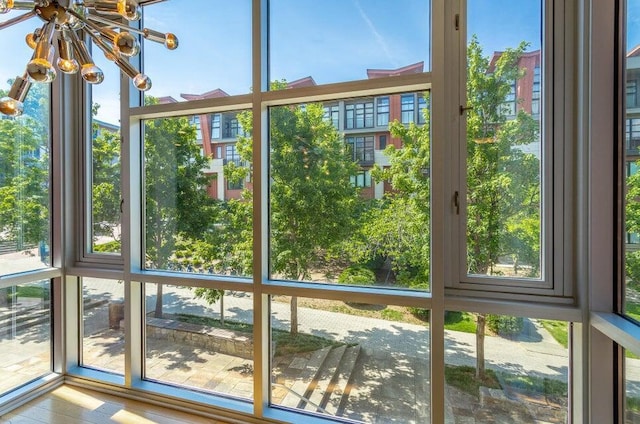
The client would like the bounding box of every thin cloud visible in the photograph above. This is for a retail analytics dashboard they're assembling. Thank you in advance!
[353,0,399,67]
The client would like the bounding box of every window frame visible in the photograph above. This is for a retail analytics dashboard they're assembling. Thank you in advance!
[63,1,588,423]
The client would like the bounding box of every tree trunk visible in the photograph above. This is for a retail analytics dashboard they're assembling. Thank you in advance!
[155,283,163,318]
[290,296,298,335]
[220,293,225,325]
[476,313,486,380]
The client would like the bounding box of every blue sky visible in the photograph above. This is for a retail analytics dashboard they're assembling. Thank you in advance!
[0,1,635,125]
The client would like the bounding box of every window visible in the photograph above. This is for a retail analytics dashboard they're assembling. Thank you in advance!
[628,118,640,155]
[628,80,638,108]
[417,94,428,125]
[502,80,517,118]
[224,117,243,138]
[345,135,375,164]
[211,113,221,139]
[377,97,390,127]
[401,94,415,124]
[379,134,387,150]
[350,170,372,188]
[71,0,586,422]
[345,101,374,130]
[323,103,339,128]
[532,65,541,116]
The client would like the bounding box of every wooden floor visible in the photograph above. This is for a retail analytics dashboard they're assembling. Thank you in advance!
[0,385,236,423]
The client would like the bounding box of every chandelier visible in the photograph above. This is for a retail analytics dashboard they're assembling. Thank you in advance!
[0,0,178,116]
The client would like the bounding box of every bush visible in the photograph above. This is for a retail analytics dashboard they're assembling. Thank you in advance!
[337,266,375,286]
[486,314,524,337]
[627,250,640,290]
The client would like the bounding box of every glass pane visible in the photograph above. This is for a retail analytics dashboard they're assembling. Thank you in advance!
[626,352,640,423]
[445,311,568,423]
[145,284,253,400]
[144,112,252,277]
[82,278,124,374]
[269,0,430,86]
[625,0,640,319]
[142,0,252,104]
[0,17,51,276]
[466,1,543,279]
[266,93,430,291]
[271,296,429,422]
[0,280,51,395]
[91,52,121,255]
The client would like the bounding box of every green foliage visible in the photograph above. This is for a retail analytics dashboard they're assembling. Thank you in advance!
[93,240,121,252]
[0,83,50,249]
[380,308,404,321]
[466,36,541,276]
[540,320,568,348]
[91,121,121,247]
[444,365,501,396]
[486,314,524,337]
[337,265,375,285]
[444,311,477,333]
[626,250,640,290]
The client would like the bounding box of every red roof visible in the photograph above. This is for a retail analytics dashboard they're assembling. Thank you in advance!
[180,88,230,101]
[366,62,424,79]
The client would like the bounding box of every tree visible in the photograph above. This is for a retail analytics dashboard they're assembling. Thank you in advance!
[354,96,432,290]
[91,115,121,247]
[224,82,360,333]
[0,81,49,253]
[465,36,541,378]
[144,97,217,317]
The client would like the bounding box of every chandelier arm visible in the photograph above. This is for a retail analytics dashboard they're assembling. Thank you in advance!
[86,13,145,36]
[0,10,36,31]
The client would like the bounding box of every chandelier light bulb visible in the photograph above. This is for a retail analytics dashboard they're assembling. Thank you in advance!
[27,40,56,82]
[117,0,140,21]
[113,31,139,57]
[80,63,104,84]
[0,75,30,117]
[25,32,37,48]
[57,57,79,74]
[133,73,151,91]
[164,32,178,50]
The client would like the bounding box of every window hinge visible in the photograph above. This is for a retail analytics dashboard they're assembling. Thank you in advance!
[460,105,473,115]
[454,191,460,215]
[455,14,460,30]
[120,199,124,214]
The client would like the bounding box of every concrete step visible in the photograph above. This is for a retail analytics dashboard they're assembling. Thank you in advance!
[323,344,361,416]
[301,344,348,412]
[280,346,332,409]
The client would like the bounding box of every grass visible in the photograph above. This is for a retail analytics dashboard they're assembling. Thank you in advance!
[15,285,48,299]
[444,364,567,401]
[174,313,344,356]
[497,371,568,397]
[444,311,477,333]
[540,320,568,348]
[444,365,500,396]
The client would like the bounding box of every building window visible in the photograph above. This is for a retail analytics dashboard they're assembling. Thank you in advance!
[532,65,541,116]
[345,136,375,164]
[211,113,221,139]
[501,80,517,117]
[417,94,428,124]
[225,144,242,166]
[224,118,242,138]
[627,118,640,155]
[215,145,222,159]
[379,134,387,150]
[401,94,415,124]
[345,100,374,130]
[377,97,389,127]
[628,80,638,108]
[323,104,339,128]
[350,170,372,188]
[192,116,202,139]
